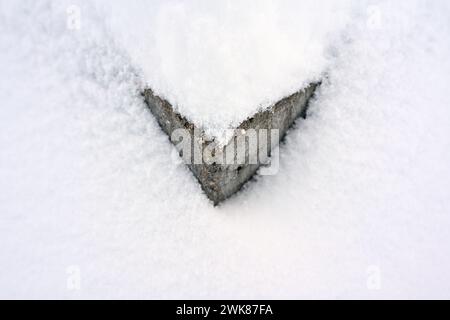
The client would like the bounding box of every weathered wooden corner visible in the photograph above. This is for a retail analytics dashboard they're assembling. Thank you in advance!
[143,83,319,205]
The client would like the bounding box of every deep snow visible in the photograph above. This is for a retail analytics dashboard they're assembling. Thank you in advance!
[94,0,355,140]
[1,0,450,299]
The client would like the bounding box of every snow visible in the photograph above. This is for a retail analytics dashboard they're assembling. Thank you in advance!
[94,0,355,140]
[1,0,450,299]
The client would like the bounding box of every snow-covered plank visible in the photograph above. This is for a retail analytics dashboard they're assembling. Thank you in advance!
[99,0,353,140]
[144,83,319,204]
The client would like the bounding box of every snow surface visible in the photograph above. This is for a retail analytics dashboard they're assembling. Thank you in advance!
[94,0,355,140]
[1,0,450,299]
